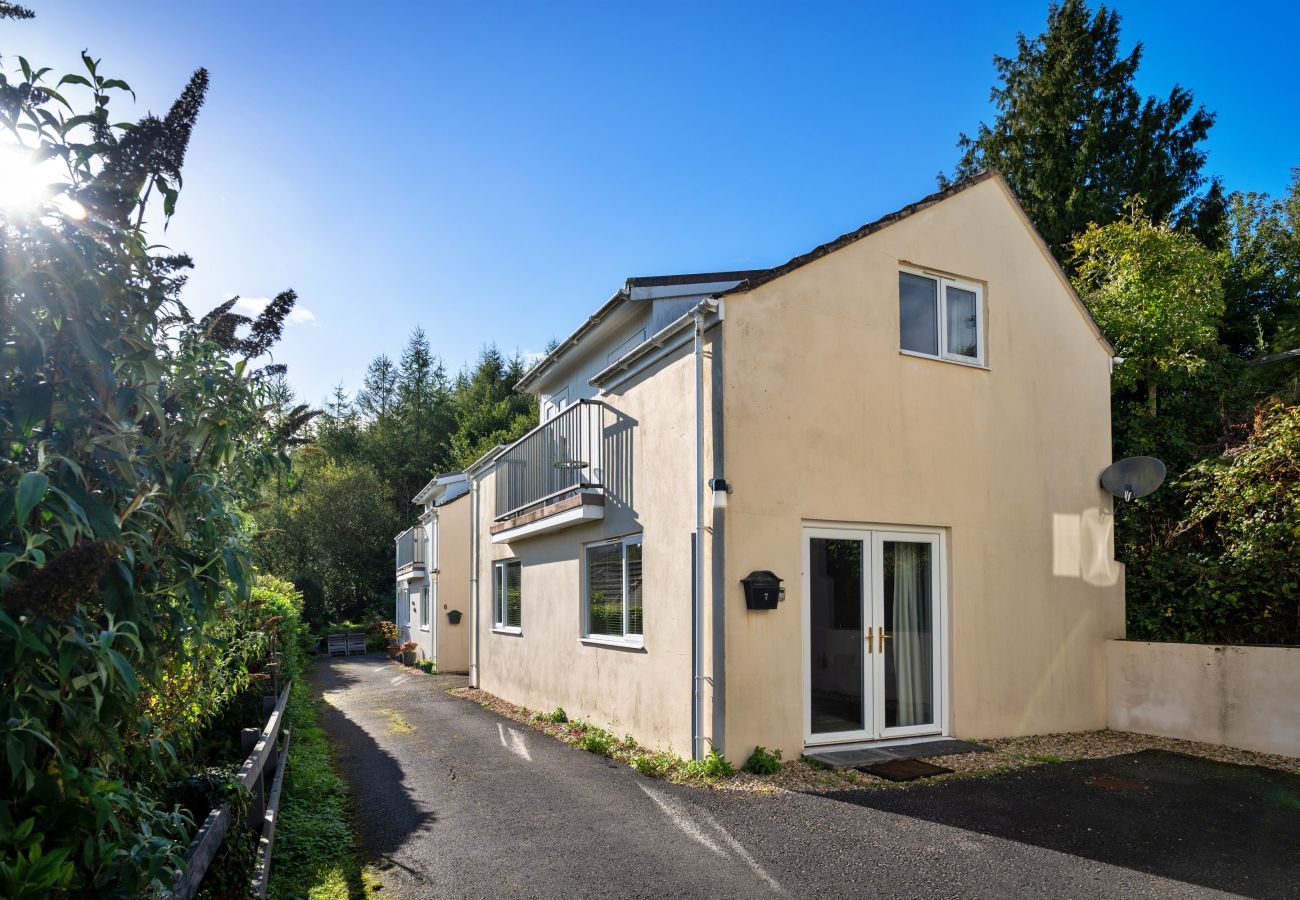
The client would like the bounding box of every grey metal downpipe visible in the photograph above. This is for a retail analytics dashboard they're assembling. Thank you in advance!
[692,304,706,761]
[709,318,726,757]
[468,478,479,688]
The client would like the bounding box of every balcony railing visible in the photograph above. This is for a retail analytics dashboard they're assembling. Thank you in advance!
[395,526,424,573]
[494,399,605,520]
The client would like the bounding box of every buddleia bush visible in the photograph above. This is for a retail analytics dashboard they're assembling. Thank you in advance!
[1,41,303,895]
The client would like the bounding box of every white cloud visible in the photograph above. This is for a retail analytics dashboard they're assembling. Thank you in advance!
[521,349,548,370]
[233,295,271,315]
[230,295,317,326]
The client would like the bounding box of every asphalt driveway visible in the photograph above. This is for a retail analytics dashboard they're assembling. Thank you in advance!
[309,656,1299,899]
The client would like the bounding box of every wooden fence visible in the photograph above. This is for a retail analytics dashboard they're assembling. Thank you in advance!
[166,678,293,899]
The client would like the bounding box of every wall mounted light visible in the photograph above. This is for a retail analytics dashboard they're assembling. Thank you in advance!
[709,477,731,509]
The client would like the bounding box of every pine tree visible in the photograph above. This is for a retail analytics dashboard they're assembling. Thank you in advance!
[357,354,398,420]
[944,0,1214,260]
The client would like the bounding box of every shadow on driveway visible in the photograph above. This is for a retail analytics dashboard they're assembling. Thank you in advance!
[308,657,438,867]
[821,749,1300,899]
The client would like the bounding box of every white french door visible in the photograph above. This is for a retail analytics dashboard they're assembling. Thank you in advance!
[803,526,945,746]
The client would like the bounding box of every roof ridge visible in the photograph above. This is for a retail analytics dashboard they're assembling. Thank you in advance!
[719,171,999,297]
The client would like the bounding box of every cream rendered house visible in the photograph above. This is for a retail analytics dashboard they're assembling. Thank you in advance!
[394,472,471,673]
[466,171,1124,762]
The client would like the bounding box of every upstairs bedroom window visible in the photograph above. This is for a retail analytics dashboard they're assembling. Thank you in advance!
[898,268,984,366]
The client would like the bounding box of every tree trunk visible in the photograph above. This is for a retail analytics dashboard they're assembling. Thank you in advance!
[1147,381,1158,417]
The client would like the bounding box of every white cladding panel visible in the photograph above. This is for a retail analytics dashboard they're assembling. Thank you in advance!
[538,304,650,421]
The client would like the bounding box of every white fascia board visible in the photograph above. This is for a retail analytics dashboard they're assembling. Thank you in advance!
[411,477,439,505]
[627,280,746,301]
[589,299,724,391]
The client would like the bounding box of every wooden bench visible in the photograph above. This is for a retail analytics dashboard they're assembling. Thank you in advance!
[346,632,367,656]
[326,634,346,657]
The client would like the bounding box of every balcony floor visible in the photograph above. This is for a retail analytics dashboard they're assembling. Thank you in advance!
[490,491,604,543]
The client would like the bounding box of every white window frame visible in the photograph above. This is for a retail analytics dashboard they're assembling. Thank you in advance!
[581,534,643,649]
[544,388,569,422]
[898,266,986,367]
[419,583,430,631]
[493,559,522,634]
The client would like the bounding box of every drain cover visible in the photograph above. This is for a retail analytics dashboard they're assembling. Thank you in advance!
[859,759,955,782]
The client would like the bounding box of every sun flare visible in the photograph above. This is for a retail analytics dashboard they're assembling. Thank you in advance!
[0,143,47,212]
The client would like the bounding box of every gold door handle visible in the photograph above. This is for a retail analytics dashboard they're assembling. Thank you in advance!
[878,626,892,647]
[866,630,873,654]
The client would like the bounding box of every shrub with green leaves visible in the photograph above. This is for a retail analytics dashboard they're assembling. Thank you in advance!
[1,38,304,894]
[631,751,676,779]
[1127,398,1300,645]
[681,749,734,781]
[545,706,568,724]
[577,726,616,757]
[742,746,783,776]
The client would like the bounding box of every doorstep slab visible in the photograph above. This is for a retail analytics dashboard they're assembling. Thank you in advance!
[805,738,989,769]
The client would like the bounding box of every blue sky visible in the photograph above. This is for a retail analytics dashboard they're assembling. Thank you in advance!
[6,1,1297,405]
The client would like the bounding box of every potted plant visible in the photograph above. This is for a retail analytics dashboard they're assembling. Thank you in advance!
[400,640,418,666]
[419,658,435,674]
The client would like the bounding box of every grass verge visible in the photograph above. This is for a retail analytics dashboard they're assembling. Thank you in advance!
[267,679,376,899]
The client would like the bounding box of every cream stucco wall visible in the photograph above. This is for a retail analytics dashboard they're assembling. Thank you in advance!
[433,494,470,673]
[1108,641,1300,758]
[721,176,1125,760]
[471,344,712,757]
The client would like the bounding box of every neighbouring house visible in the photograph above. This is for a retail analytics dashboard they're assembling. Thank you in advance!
[394,473,471,673]
[465,171,1124,762]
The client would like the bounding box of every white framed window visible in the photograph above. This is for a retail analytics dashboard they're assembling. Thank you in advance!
[543,388,568,422]
[419,584,430,630]
[583,535,643,646]
[493,560,522,632]
[898,268,984,366]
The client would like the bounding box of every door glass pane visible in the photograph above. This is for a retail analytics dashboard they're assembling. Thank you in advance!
[809,538,864,735]
[883,541,934,728]
[899,272,938,355]
[586,542,623,636]
[946,286,979,358]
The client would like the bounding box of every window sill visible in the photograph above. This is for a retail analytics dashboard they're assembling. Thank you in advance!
[899,349,989,370]
[491,627,523,636]
[580,636,645,652]
[419,626,430,632]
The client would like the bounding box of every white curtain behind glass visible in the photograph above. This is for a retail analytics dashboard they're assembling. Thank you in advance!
[891,542,932,727]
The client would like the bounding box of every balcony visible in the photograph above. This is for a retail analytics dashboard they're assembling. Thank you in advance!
[395,526,425,577]
[492,399,607,542]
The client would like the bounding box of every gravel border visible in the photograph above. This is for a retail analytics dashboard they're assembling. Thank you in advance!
[442,678,1298,795]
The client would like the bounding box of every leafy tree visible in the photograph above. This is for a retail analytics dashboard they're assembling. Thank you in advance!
[1,46,299,893]
[1071,205,1226,458]
[1215,170,1300,356]
[254,458,398,622]
[945,0,1214,259]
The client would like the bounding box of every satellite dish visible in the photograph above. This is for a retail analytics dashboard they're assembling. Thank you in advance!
[1100,456,1166,501]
